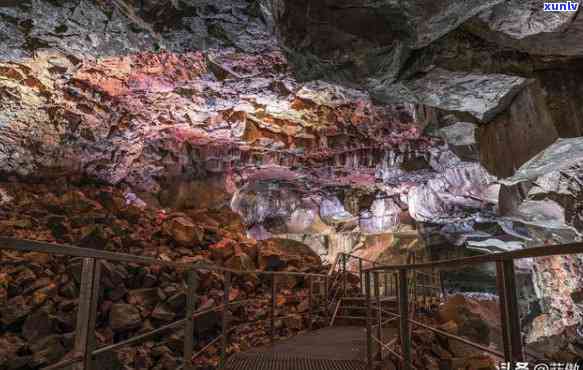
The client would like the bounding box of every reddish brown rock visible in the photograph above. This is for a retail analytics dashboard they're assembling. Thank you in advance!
[439,294,501,355]
[283,314,303,331]
[22,310,55,343]
[225,252,256,271]
[162,215,204,246]
[127,288,160,312]
[0,295,32,325]
[209,238,237,262]
[0,334,26,369]
[0,182,329,369]
[110,304,142,332]
[257,239,322,271]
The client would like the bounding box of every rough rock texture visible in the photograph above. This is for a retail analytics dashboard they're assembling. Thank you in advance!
[268,0,534,123]
[2,0,580,245]
[269,0,583,356]
[528,255,583,348]
[479,81,558,178]
[268,0,583,169]
[503,138,583,186]
[536,66,583,138]
[268,0,503,77]
[1,0,583,363]
[407,68,528,122]
[0,182,331,369]
[467,0,583,56]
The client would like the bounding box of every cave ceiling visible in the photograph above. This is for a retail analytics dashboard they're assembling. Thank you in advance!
[0,0,582,249]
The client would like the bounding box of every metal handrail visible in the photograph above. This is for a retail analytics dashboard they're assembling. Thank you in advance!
[365,241,583,272]
[342,253,377,266]
[0,237,329,278]
[0,237,331,370]
[362,242,583,370]
[1,237,406,369]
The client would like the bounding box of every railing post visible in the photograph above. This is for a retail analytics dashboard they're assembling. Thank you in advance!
[496,261,511,360]
[74,258,101,370]
[184,270,199,370]
[422,270,427,311]
[496,260,524,362]
[384,272,389,297]
[74,258,95,370]
[324,275,329,321]
[412,269,418,316]
[73,259,92,366]
[308,276,313,331]
[271,274,276,343]
[374,272,383,362]
[220,271,231,369]
[398,269,411,370]
[365,271,374,370]
[342,254,347,297]
[359,259,364,295]
[394,273,398,298]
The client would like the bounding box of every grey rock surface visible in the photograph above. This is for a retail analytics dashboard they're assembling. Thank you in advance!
[468,0,583,56]
[502,137,583,186]
[406,68,529,122]
[439,122,477,147]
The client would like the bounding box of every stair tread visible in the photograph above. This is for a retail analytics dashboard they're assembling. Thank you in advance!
[341,296,397,302]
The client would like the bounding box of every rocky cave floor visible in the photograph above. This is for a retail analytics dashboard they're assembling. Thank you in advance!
[0,181,332,369]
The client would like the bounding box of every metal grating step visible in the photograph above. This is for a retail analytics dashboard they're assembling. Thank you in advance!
[225,353,367,370]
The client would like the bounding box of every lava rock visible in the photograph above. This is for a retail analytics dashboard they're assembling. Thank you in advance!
[0,295,32,325]
[225,252,256,271]
[22,309,55,343]
[162,215,203,246]
[151,304,176,322]
[30,335,66,367]
[110,304,142,332]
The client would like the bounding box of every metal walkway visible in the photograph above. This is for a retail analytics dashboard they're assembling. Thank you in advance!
[225,326,369,370]
[5,237,574,369]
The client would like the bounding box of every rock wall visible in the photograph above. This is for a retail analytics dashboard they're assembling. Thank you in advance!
[267,0,583,358]
[479,81,558,178]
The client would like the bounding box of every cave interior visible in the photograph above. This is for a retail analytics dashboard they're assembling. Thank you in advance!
[1,0,583,368]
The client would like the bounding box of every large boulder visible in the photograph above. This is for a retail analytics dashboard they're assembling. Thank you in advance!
[209,238,237,262]
[467,0,583,56]
[257,238,322,271]
[30,335,66,367]
[479,81,558,178]
[268,0,533,122]
[0,295,32,325]
[162,215,204,246]
[269,0,503,78]
[110,304,142,332]
[225,252,256,271]
[159,176,232,210]
[439,294,501,351]
[406,68,528,122]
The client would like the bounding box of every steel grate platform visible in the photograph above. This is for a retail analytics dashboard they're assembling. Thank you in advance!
[223,326,383,370]
[225,353,367,370]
